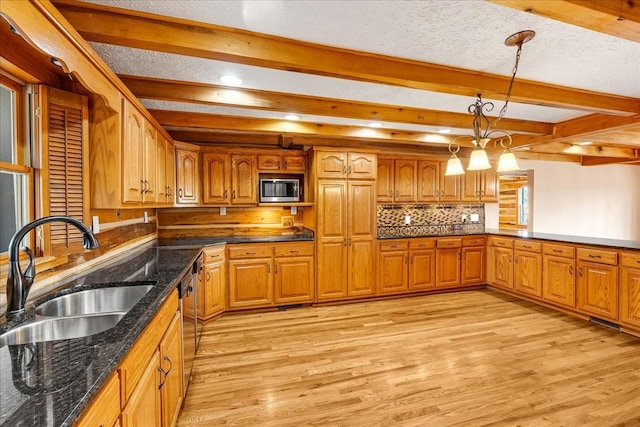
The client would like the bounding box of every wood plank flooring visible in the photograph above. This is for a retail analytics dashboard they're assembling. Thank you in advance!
[178,290,640,426]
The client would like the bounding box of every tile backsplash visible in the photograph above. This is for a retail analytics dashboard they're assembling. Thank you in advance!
[377,204,485,238]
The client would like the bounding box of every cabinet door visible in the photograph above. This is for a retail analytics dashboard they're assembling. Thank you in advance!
[122,351,161,427]
[394,160,417,202]
[577,261,618,321]
[436,248,461,287]
[348,181,375,296]
[142,121,157,204]
[409,249,436,291]
[347,152,377,180]
[283,154,306,172]
[542,255,576,308]
[228,258,273,308]
[275,256,314,303]
[122,101,144,203]
[461,172,480,202]
[461,246,485,285]
[316,181,348,300]
[316,151,347,179]
[175,147,199,204]
[202,153,230,204]
[157,134,168,205]
[231,154,256,204]
[376,158,394,202]
[481,168,499,202]
[514,250,542,298]
[200,260,226,319]
[257,154,281,171]
[159,313,183,427]
[379,251,408,295]
[620,266,640,329]
[438,160,461,202]
[488,246,513,289]
[417,160,439,202]
[75,373,120,427]
[166,141,176,204]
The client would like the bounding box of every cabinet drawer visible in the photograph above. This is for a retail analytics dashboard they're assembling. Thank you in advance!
[620,252,640,268]
[514,240,541,253]
[257,154,282,170]
[576,247,617,265]
[204,246,225,262]
[543,243,575,258]
[437,238,462,248]
[488,237,513,248]
[409,238,436,250]
[462,236,485,247]
[380,240,409,251]
[274,243,314,257]
[228,244,273,259]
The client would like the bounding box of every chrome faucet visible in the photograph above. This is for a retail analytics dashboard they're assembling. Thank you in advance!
[5,216,100,318]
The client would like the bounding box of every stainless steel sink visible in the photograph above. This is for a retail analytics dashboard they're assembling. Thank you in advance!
[36,285,154,317]
[0,313,125,346]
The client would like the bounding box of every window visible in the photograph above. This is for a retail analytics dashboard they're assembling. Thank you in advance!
[0,76,33,255]
[518,186,529,226]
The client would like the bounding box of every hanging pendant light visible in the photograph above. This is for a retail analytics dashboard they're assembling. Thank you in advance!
[444,30,534,176]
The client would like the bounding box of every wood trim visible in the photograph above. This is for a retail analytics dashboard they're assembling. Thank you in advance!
[52,0,640,115]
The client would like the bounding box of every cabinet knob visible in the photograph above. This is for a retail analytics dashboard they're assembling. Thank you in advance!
[283,161,288,169]
[348,165,352,175]
[395,190,399,197]
[578,267,583,277]
[569,265,574,275]
[178,188,183,198]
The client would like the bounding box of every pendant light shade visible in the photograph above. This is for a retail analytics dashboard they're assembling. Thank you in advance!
[445,153,465,176]
[496,150,521,172]
[467,147,491,171]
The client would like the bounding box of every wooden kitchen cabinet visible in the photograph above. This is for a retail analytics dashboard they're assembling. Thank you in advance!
[231,154,257,204]
[156,134,175,205]
[202,152,231,204]
[258,152,306,172]
[198,246,226,320]
[75,372,120,427]
[175,142,200,205]
[409,238,436,291]
[316,176,376,301]
[378,240,409,295]
[274,242,315,304]
[228,256,273,309]
[487,237,514,290]
[620,252,640,330]
[438,160,461,202]
[121,100,145,203]
[122,350,161,427]
[461,167,498,203]
[542,243,576,309]
[417,160,439,202]
[315,150,376,180]
[513,240,542,298]
[576,247,618,321]
[159,312,184,427]
[376,158,417,203]
[436,238,462,287]
[461,236,485,285]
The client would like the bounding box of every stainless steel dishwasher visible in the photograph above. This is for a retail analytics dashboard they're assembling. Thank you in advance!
[179,253,202,397]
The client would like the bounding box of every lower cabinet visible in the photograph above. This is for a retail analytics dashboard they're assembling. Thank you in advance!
[435,238,461,288]
[514,248,542,298]
[408,239,436,291]
[542,244,576,309]
[75,372,121,427]
[378,240,409,295]
[487,237,514,290]
[461,236,485,286]
[198,246,226,320]
[122,351,161,427]
[620,252,640,329]
[576,247,619,321]
[228,242,314,309]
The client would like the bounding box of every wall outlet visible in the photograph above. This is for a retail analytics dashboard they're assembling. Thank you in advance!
[290,206,298,215]
[92,215,100,233]
[462,214,467,222]
[471,213,480,222]
[143,211,149,223]
[404,215,411,225]
[220,206,226,216]
[282,216,294,227]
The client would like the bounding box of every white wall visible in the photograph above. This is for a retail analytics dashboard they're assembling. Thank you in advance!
[486,160,640,241]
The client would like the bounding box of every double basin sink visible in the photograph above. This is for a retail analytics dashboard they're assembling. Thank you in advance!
[0,285,154,347]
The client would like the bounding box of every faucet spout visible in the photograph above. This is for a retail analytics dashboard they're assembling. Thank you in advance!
[5,216,100,318]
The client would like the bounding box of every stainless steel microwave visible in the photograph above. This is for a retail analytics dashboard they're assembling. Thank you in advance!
[259,178,301,202]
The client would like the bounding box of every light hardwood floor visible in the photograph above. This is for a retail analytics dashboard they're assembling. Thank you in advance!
[178,290,640,426]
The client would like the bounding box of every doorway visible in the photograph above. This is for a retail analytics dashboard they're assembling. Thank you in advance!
[498,170,533,231]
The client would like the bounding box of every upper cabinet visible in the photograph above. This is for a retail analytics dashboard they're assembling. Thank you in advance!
[175,142,200,205]
[377,158,417,203]
[231,154,257,205]
[461,165,498,203]
[315,151,376,180]
[257,153,306,173]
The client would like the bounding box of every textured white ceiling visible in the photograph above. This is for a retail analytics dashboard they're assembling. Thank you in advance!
[83,0,640,133]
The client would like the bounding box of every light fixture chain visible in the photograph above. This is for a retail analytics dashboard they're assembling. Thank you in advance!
[495,44,523,125]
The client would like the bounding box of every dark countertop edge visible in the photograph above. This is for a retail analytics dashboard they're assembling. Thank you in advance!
[157,234,314,248]
[377,230,640,251]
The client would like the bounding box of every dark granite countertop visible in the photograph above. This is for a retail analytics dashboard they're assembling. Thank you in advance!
[484,228,640,251]
[157,231,315,248]
[377,229,640,251]
[0,244,201,427]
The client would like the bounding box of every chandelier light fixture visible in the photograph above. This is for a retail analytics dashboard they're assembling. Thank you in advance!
[445,30,535,176]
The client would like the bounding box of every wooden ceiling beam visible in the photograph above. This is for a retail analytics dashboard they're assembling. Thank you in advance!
[491,0,640,43]
[52,0,640,115]
[535,142,637,158]
[581,156,640,166]
[151,109,455,148]
[119,75,553,134]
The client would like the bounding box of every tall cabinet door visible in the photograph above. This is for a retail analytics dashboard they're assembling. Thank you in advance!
[203,153,230,204]
[122,101,144,203]
[394,160,417,202]
[316,181,349,300]
[376,158,394,202]
[417,160,439,202]
[348,181,375,296]
[438,161,461,202]
[175,146,199,204]
[142,121,157,204]
[231,154,256,204]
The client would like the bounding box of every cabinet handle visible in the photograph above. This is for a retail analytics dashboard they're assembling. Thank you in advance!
[410,256,414,264]
[569,265,574,275]
[140,180,145,193]
[289,250,299,254]
[553,249,563,253]
[206,272,211,281]
[275,263,279,273]
[515,255,519,263]
[278,161,281,169]
[163,355,172,375]
[523,245,532,249]
[210,254,219,258]
[405,255,408,264]
[348,165,352,175]
[508,254,512,262]
[637,260,640,264]
[588,254,602,259]
[344,239,347,246]
[389,191,393,197]
[395,190,399,197]
[267,264,271,273]
[440,190,445,197]
[348,238,352,246]
[342,166,347,175]
[232,190,236,199]
[224,189,228,198]
[283,161,287,169]
[179,188,183,198]
[245,252,256,255]
[578,267,583,277]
